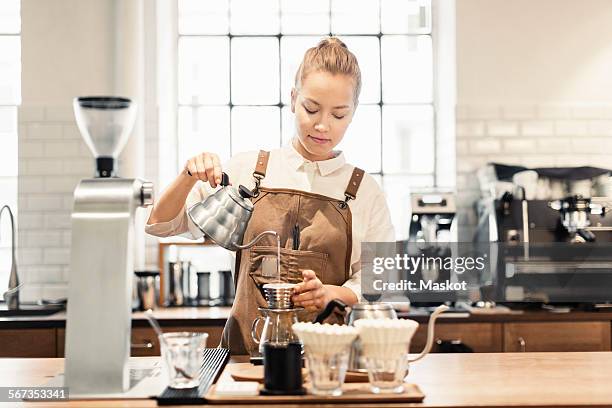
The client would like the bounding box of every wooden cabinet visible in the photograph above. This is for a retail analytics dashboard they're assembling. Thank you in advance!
[503,322,611,352]
[131,326,224,357]
[0,328,56,358]
[57,326,225,357]
[410,323,503,353]
[4,314,612,357]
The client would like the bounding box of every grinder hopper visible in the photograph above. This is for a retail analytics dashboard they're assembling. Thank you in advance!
[73,96,137,178]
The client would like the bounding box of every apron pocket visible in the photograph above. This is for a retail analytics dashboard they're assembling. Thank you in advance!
[248,246,344,324]
[248,246,328,288]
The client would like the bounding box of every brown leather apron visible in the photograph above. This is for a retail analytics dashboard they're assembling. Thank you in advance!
[220,150,365,355]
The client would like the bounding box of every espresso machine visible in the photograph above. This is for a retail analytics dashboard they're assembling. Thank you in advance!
[406,192,459,305]
[63,97,153,394]
[474,163,612,305]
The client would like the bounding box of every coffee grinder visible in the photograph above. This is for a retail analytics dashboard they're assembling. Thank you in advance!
[64,97,154,394]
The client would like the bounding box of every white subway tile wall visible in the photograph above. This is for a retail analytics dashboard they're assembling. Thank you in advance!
[455,102,612,241]
[17,105,159,302]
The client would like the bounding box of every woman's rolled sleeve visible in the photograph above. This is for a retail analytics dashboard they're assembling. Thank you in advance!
[145,181,207,239]
[342,268,362,301]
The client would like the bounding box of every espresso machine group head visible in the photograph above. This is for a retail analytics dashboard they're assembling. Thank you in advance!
[408,192,457,243]
[64,97,154,395]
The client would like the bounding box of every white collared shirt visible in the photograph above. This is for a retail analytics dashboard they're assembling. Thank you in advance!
[145,143,395,300]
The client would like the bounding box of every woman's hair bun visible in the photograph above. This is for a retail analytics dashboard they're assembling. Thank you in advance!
[318,37,348,49]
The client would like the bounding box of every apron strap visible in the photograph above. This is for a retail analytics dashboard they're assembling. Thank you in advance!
[252,150,270,195]
[253,150,270,179]
[340,167,365,208]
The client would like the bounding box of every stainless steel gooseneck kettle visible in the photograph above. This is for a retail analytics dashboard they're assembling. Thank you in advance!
[187,172,277,250]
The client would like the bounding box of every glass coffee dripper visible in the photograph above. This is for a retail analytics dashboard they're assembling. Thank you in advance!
[251,283,302,354]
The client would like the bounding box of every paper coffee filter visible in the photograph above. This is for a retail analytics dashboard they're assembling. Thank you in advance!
[354,318,418,360]
[353,318,419,345]
[292,322,357,354]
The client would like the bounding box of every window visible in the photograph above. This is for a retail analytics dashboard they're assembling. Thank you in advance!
[0,0,20,291]
[176,0,453,239]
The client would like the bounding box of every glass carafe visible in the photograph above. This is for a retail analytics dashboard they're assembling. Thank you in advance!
[251,307,302,354]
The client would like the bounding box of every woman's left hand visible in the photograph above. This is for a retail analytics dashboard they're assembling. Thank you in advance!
[291,270,332,312]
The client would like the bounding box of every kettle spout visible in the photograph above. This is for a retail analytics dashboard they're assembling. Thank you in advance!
[234,230,279,250]
[408,304,449,363]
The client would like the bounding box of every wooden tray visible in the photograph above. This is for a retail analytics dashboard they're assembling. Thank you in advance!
[231,365,308,383]
[230,363,370,383]
[206,364,425,404]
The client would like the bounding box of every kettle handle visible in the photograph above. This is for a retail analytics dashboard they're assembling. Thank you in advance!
[251,316,264,345]
[185,170,229,187]
[408,304,449,363]
[220,172,229,187]
[314,299,347,324]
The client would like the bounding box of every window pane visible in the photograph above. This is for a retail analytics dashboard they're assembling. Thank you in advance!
[281,0,330,35]
[338,105,381,173]
[0,107,16,177]
[381,35,432,103]
[0,135,17,177]
[0,36,20,105]
[231,106,281,154]
[0,0,20,34]
[381,174,434,240]
[382,105,434,174]
[0,178,17,239]
[178,0,229,35]
[331,0,379,35]
[231,37,279,105]
[0,106,16,133]
[337,36,380,104]
[179,37,229,105]
[0,134,17,177]
[281,106,295,146]
[230,0,279,35]
[178,106,231,166]
[280,36,319,105]
[381,0,431,34]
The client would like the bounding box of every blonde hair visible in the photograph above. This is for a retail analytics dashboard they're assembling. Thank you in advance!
[294,37,362,104]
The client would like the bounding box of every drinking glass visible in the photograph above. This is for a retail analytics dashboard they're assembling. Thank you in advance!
[305,345,351,396]
[364,351,408,394]
[159,332,208,389]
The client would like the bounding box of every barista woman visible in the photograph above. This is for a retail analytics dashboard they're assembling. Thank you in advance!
[146,37,395,355]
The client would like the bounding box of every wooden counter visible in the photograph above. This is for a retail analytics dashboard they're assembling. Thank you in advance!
[5,352,612,407]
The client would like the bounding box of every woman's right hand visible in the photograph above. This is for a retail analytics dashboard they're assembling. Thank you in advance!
[184,152,223,188]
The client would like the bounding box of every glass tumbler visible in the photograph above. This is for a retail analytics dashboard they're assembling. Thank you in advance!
[159,332,208,389]
[305,345,351,396]
[364,351,408,394]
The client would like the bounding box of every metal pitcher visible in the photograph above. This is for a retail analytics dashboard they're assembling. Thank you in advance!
[187,172,276,251]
